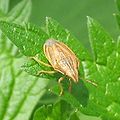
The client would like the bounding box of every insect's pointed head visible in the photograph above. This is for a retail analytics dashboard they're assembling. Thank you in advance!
[45,39,56,46]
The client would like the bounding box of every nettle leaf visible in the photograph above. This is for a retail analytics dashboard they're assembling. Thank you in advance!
[33,100,100,120]
[0,21,49,56]
[87,17,115,65]
[0,55,48,120]
[0,0,32,56]
[80,17,120,120]
[0,0,9,14]
[0,0,50,120]
[33,101,77,120]
[7,0,32,24]
[0,21,52,78]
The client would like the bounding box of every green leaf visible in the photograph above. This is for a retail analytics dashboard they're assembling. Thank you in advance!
[33,101,75,120]
[0,0,9,14]
[7,0,32,24]
[0,0,32,57]
[87,16,115,65]
[0,0,49,120]
[106,81,120,103]
[0,54,48,120]
[0,21,49,56]
[22,57,56,78]
[33,100,101,120]
[80,17,120,119]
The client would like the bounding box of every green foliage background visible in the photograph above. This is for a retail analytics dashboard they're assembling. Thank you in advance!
[10,0,119,48]
[0,0,119,120]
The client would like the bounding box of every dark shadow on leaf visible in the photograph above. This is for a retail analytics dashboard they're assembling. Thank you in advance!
[48,75,89,108]
[70,80,89,107]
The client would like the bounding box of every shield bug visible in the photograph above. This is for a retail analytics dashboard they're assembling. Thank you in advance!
[31,39,97,95]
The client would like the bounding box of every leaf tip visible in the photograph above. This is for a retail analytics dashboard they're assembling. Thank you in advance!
[87,16,93,24]
[46,16,51,22]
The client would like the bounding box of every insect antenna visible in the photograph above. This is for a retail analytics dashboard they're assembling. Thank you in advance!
[85,79,98,87]
[81,77,98,87]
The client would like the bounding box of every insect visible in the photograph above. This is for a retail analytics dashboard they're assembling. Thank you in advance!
[31,39,97,95]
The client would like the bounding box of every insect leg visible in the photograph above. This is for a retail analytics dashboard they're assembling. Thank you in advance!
[37,70,56,75]
[58,77,65,96]
[30,56,52,67]
[68,79,72,92]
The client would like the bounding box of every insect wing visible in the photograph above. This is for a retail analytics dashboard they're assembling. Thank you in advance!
[44,39,79,82]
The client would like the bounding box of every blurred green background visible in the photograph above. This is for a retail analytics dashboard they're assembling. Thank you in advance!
[10,0,120,50]
[9,0,119,120]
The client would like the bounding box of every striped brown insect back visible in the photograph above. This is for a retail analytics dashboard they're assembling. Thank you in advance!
[43,39,79,83]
